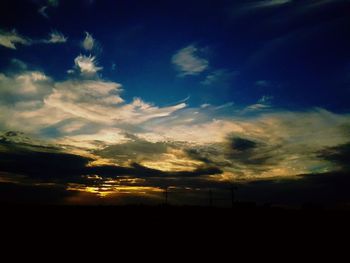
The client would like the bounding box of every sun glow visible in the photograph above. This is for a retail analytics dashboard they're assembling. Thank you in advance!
[67,178,163,197]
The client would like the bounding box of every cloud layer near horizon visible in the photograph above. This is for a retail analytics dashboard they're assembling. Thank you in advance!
[1,60,350,186]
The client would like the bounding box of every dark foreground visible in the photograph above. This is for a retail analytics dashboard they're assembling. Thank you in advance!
[2,202,350,227]
[2,203,350,253]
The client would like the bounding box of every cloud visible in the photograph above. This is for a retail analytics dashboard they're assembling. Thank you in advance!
[0,70,51,102]
[232,171,350,207]
[242,95,273,113]
[230,137,258,152]
[0,141,90,181]
[0,29,30,49]
[82,32,95,51]
[255,80,271,88]
[0,182,75,205]
[258,95,273,104]
[10,59,28,71]
[38,0,59,18]
[38,6,49,18]
[45,30,67,44]
[95,136,169,165]
[2,134,350,206]
[172,45,209,76]
[0,65,186,139]
[43,80,186,127]
[318,142,350,171]
[247,0,292,9]
[0,135,222,202]
[201,69,236,88]
[1,61,350,185]
[2,67,350,203]
[231,0,292,15]
[74,55,103,76]
[0,28,68,49]
[144,108,350,179]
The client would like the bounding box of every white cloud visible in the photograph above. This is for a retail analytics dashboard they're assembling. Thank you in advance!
[0,67,186,138]
[82,32,95,51]
[45,31,67,44]
[0,71,50,98]
[172,45,209,76]
[44,80,124,123]
[0,29,30,49]
[74,55,103,76]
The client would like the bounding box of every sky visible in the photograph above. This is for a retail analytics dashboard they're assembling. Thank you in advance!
[0,0,350,206]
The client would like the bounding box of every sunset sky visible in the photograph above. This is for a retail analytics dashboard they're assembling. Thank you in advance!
[1,0,350,206]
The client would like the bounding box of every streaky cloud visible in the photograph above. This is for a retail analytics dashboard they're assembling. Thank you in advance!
[0,29,30,49]
[45,30,67,44]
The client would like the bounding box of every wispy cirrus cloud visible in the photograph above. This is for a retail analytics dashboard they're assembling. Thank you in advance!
[44,30,67,44]
[247,0,292,9]
[231,0,292,15]
[0,28,67,49]
[0,29,30,49]
[172,45,209,76]
[38,0,59,18]
[0,59,187,140]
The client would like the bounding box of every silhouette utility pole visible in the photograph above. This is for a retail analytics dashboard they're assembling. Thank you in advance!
[230,185,238,208]
[164,187,169,205]
[208,189,213,207]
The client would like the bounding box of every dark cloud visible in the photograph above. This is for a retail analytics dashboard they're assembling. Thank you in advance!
[237,171,350,207]
[226,136,281,167]
[318,142,350,170]
[0,135,222,184]
[185,137,277,171]
[0,182,76,205]
[230,137,257,151]
[95,137,168,162]
[3,133,350,207]
[0,134,225,205]
[88,163,222,179]
[185,146,222,166]
[0,142,91,180]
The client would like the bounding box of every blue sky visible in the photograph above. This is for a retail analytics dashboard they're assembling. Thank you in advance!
[1,0,349,109]
[1,0,350,205]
